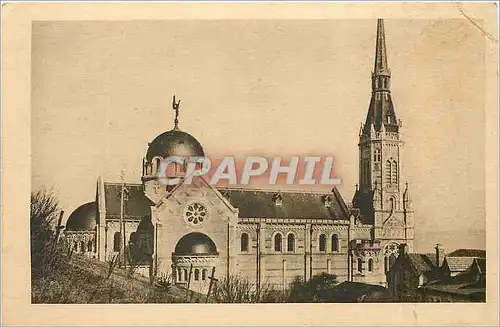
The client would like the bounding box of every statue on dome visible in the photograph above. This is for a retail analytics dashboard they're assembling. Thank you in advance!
[172,95,181,129]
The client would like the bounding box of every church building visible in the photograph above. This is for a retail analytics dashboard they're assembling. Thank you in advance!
[64,19,415,293]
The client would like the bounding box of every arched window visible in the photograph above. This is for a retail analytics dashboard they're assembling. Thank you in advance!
[368,258,373,272]
[384,243,399,273]
[240,233,249,252]
[319,234,326,252]
[331,234,339,252]
[391,160,398,184]
[274,233,283,252]
[357,258,363,273]
[87,240,93,252]
[194,269,199,281]
[113,232,121,252]
[73,241,78,253]
[287,234,295,252]
[80,241,86,253]
[177,269,182,282]
[385,160,392,183]
[202,269,207,281]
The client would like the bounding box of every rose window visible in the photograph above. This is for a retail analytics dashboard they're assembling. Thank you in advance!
[184,203,208,226]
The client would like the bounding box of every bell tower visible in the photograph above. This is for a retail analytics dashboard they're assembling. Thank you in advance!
[353,19,414,254]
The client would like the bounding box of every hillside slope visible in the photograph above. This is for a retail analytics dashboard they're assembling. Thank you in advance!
[32,254,203,303]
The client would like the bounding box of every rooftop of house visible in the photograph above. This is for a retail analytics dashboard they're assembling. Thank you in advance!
[407,253,436,275]
[421,277,485,297]
[437,248,486,273]
[447,249,486,258]
[453,258,486,281]
[444,256,476,273]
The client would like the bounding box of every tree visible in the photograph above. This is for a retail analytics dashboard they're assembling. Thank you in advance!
[30,187,66,279]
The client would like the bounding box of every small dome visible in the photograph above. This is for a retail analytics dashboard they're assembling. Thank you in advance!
[175,232,217,255]
[66,202,97,231]
[146,129,205,161]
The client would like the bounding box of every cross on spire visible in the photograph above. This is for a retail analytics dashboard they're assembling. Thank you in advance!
[172,95,181,130]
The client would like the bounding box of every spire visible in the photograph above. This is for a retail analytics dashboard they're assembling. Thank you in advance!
[172,95,181,130]
[362,19,398,135]
[374,19,390,75]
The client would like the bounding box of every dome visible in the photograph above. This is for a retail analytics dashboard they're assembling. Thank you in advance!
[174,232,217,255]
[146,128,205,161]
[65,202,97,231]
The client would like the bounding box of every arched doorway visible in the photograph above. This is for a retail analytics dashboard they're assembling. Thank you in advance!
[172,232,219,294]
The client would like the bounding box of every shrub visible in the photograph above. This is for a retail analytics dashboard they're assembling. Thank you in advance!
[30,188,67,280]
[288,273,338,303]
[155,273,172,292]
[209,275,279,303]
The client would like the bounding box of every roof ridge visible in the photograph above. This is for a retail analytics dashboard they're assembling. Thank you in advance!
[216,186,334,195]
[409,252,434,257]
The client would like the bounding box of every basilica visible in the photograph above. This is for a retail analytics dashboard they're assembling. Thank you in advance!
[64,19,415,293]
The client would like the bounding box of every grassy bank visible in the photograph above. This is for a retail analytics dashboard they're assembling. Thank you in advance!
[32,253,203,303]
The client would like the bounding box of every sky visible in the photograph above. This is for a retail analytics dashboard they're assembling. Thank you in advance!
[31,19,486,253]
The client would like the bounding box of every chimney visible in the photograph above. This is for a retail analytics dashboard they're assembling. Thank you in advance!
[435,243,445,268]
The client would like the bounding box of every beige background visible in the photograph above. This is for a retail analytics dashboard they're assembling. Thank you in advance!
[2,2,499,326]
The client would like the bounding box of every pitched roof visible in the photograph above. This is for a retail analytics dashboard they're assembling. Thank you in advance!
[453,258,486,284]
[100,181,350,221]
[407,253,435,274]
[448,249,486,258]
[444,256,475,273]
[421,280,485,297]
[103,183,152,219]
[424,253,438,266]
[218,187,350,220]
[442,249,486,273]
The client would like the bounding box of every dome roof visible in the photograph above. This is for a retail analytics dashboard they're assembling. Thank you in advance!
[66,202,97,231]
[146,128,205,161]
[175,232,217,255]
